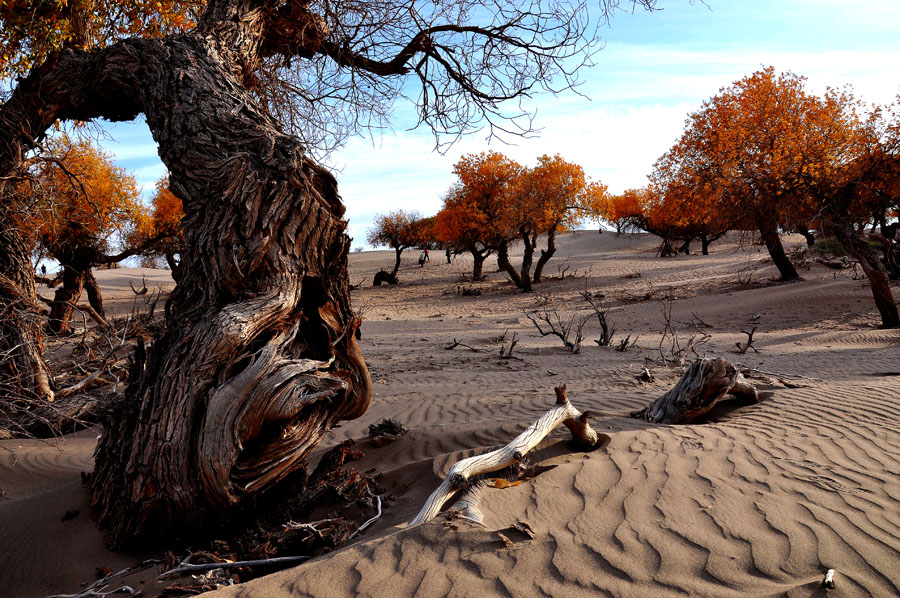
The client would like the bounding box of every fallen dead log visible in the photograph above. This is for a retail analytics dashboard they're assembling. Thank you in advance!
[630,357,758,424]
[411,385,607,525]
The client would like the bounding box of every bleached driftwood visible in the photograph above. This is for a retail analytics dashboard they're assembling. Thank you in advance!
[630,357,758,424]
[411,385,604,525]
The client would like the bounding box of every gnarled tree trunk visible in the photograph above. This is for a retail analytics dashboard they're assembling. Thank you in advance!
[2,11,371,547]
[831,219,899,329]
[83,269,104,317]
[0,228,54,401]
[630,357,758,424]
[47,267,86,335]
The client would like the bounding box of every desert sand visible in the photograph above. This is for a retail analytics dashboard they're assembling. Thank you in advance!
[2,231,898,597]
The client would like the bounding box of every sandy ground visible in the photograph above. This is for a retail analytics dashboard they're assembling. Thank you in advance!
[2,231,899,597]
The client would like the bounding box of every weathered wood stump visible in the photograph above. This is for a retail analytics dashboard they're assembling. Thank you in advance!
[412,384,607,525]
[373,270,399,286]
[630,357,758,424]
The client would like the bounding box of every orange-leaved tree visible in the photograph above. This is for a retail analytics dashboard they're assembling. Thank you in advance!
[128,176,185,277]
[18,135,146,334]
[800,94,900,327]
[603,188,647,234]
[436,151,521,281]
[0,0,200,76]
[367,210,426,276]
[663,67,855,279]
[502,154,607,290]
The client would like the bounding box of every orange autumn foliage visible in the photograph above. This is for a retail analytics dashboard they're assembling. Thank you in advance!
[0,0,201,77]
[128,176,185,268]
[19,135,144,260]
[436,151,605,286]
[367,209,429,275]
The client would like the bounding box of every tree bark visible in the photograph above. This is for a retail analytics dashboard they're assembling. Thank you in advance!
[678,239,691,255]
[469,246,490,281]
[48,267,86,335]
[756,212,799,280]
[0,228,54,401]
[0,22,372,545]
[83,269,105,318]
[518,231,535,292]
[496,240,523,289]
[94,38,371,546]
[391,246,403,276]
[832,221,899,328]
[532,227,558,282]
[630,357,758,424]
[700,233,711,255]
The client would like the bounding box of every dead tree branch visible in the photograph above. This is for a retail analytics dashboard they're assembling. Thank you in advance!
[525,308,590,354]
[734,326,759,354]
[411,385,607,525]
[581,291,615,346]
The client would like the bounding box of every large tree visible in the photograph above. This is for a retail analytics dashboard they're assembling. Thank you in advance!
[1,0,652,546]
[661,67,844,280]
[510,154,607,288]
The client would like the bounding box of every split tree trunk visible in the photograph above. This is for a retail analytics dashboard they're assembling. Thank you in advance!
[532,226,558,282]
[832,221,900,328]
[756,212,799,281]
[48,267,86,335]
[469,246,490,281]
[0,228,54,401]
[1,22,371,546]
[83,270,104,317]
[630,357,758,424]
[497,239,527,290]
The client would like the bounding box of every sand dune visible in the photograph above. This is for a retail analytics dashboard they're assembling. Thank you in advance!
[3,231,899,597]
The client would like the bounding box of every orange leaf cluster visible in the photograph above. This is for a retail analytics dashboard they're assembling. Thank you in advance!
[0,0,202,77]
[18,135,144,259]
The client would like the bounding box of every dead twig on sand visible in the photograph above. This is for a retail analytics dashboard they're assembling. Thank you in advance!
[348,491,382,540]
[581,291,615,346]
[445,339,482,352]
[525,308,590,354]
[499,331,519,358]
[159,555,312,580]
[733,327,759,354]
[656,300,710,366]
[613,334,637,352]
[46,561,161,598]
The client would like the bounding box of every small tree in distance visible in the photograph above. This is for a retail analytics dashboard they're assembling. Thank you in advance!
[367,210,425,276]
[128,176,185,278]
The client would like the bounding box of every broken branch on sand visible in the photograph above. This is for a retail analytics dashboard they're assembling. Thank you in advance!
[411,385,607,525]
[158,555,312,579]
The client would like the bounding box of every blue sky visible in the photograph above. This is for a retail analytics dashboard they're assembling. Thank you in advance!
[97,0,900,248]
